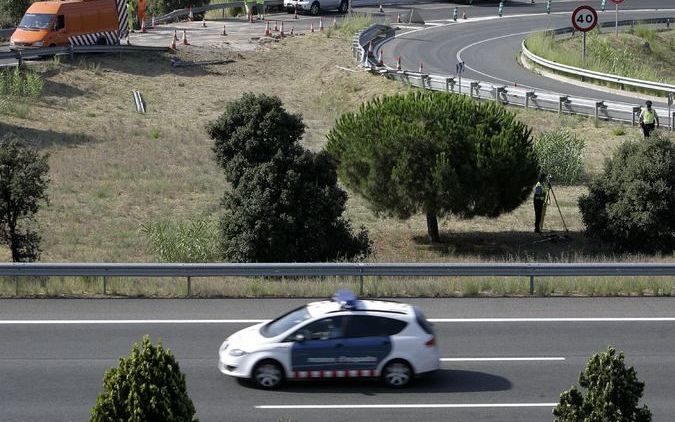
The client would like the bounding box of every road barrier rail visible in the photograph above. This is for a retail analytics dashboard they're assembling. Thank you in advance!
[522,17,675,96]
[354,24,674,129]
[2,262,675,296]
[0,44,168,67]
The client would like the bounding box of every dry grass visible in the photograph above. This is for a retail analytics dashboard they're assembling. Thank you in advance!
[0,30,672,273]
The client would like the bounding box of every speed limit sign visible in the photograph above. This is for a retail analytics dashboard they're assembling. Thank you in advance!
[572,5,598,32]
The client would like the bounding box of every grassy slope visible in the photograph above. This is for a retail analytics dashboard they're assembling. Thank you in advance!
[0,31,672,264]
[526,27,675,84]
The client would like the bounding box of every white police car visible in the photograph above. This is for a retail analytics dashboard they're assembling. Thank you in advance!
[218,290,440,389]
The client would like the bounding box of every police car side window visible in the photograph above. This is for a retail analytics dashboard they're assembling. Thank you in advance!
[345,316,407,337]
[297,317,345,340]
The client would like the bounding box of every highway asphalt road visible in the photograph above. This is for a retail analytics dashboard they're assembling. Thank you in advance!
[1,297,674,421]
[381,0,675,106]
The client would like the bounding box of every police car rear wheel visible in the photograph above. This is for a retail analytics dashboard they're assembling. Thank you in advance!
[382,360,412,388]
[252,360,284,389]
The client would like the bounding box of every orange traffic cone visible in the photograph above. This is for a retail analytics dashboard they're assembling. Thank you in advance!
[290,25,294,35]
[397,13,401,23]
[294,9,298,19]
[378,49,383,66]
[140,19,147,33]
[310,23,314,33]
[264,21,271,36]
[396,56,401,70]
[170,36,176,50]
[202,17,207,27]
[462,11,467,19]
[419,61,423,73]
[182,29,189,45]
[274,21,278,31]
[222,24,227,36]
[319,17,324,31]
[188,7,193,21]
[248,10,253,23]
[173,29,178,41]
[280,21,285,37]
[333,17,337,28]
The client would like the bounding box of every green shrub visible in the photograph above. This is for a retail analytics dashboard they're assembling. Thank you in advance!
[578,133,675,251]
[90,336,198,422]
[1,0,33,27]
[0,67,43,98]
[533,129,585,185]
[141,218,221,262]
[554,346,651,422]
[612,127,626,136]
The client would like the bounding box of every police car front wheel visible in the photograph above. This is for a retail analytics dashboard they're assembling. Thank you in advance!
[382,360,413,388]
[252,360,285,389]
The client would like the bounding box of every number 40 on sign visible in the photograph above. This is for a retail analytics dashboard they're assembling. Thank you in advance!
[571,5,598,62]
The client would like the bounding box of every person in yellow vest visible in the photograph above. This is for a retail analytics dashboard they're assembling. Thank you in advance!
[639,100,659,138]
[533,173,548,233]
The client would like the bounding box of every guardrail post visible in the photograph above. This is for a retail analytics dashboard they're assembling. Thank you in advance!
[470,82,479,99]
[529,275,535,296]
[15,277,19,296]
[595,101,605,121]
[359,268,364,296]
[495,86,506,104]
[525,91,536,109]
[558,96,569,115]
[103,276,107,295]
[16,50,23,67]
[445,77,455,93]
[187,276,192,297]
[632,106,641,126]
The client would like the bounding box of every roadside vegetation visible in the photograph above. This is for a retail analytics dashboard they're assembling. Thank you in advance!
[525,26,675,86]
[0,27,673,297]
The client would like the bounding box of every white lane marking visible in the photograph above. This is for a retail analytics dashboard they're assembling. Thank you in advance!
[256,403,557,409]
[0,317,674,324]
[441,357,565,362]
[429,318,675,322]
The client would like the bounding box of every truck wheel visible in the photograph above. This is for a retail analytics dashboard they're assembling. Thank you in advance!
[382,359,413,388]
[96,37,107,46]
[310,1,320,15]
[252,360,285,389]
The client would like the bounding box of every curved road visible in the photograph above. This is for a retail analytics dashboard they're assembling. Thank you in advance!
[1,298,675,421]
[381,0,675,106]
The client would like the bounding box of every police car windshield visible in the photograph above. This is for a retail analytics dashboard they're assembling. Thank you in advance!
[261,306,311,338]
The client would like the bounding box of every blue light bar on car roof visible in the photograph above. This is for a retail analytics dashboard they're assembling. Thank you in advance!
[333,289,358,310]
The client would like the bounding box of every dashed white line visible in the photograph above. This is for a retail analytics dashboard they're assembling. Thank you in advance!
[256,403,558,409]
[441,357,565,362]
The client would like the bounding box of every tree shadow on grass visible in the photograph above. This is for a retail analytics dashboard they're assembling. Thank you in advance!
[238,369,511,394]
[42,79,86,99]
[63,51,226,78]
[0,122,96,149]
[412,230,624,261]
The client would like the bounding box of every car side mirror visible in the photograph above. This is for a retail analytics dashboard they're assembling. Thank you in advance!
[294,333,305,343]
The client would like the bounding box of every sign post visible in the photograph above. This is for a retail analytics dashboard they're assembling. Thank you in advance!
[669,93,673,132]
[572,5,598,64]
[611,0,624,36]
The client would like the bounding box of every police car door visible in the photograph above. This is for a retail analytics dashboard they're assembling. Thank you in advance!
[290,316,347,373]
[340,315,395,373]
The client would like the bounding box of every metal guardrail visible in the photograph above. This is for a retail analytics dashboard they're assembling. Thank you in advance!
[156,1,283,23]
[0,44,168,67]
[1,262,675,296]
[522,18,675,96]
[354,24,675,130]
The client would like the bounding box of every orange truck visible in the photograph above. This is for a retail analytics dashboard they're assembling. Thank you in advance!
[10,0,128,50]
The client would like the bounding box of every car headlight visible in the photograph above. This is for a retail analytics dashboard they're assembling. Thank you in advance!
[33,41,44,47]
[229,349,247,357]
